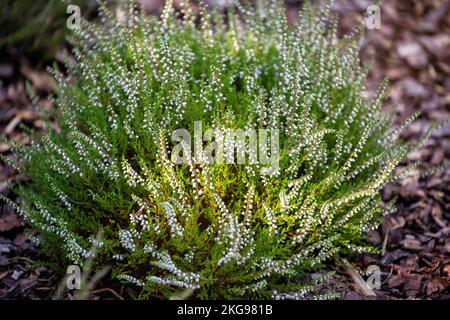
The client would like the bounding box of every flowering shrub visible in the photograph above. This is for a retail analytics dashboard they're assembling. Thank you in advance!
[1,0,431,299]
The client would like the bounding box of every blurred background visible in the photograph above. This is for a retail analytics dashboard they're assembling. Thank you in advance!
[0,0,449,300]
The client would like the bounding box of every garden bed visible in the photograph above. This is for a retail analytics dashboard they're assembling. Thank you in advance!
[0,0,449,300]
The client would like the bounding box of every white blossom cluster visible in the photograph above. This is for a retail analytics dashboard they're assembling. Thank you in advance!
[159,202,184,238]
[119,229,137,252]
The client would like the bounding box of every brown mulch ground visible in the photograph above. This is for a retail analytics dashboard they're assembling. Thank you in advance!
[0,0,449,300]
[0,61,58,299]
[327,0,450,300]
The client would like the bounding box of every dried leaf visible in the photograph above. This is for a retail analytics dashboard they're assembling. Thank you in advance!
[0,213,22,232]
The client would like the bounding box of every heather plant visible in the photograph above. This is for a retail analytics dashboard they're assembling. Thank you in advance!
[1,0,440,299]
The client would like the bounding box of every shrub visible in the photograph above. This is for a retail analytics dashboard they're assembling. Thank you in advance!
[1,0,432,299]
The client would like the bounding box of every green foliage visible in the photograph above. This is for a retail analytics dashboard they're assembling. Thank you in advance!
[0,0,93,63]
[2,0,425,299]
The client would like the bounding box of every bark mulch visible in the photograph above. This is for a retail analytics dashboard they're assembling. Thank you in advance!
[324,0,450,300]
